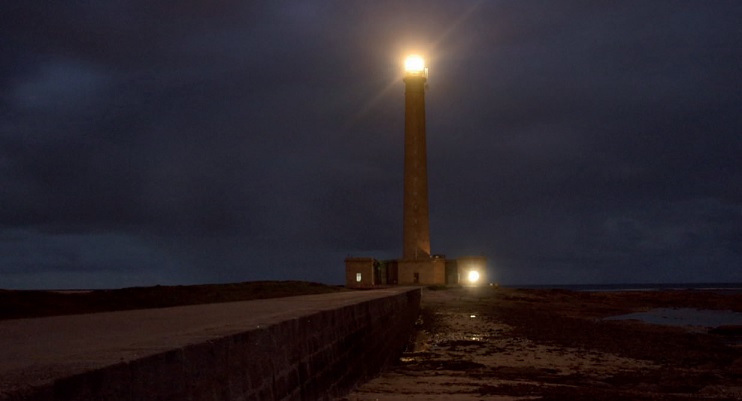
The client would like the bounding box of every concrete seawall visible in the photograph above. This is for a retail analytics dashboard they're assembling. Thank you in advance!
[0,288,421,401]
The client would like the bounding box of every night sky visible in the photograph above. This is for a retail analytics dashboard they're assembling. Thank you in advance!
[2,1,741,289]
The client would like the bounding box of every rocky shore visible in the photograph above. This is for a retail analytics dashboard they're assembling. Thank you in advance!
[342,287,742,401]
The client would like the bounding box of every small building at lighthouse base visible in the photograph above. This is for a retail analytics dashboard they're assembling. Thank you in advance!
[345,255,487,288]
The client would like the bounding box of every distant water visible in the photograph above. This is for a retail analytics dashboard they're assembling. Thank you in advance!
[514,283,742,294]
[605,308,742,329]
[512,283,742,334]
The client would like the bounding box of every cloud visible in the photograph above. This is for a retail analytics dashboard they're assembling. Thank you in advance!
[1,1,740,288]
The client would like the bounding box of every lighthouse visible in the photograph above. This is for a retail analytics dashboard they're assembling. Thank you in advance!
[344,55,486,288]
[402,55,431,260]
[394,55,445,285]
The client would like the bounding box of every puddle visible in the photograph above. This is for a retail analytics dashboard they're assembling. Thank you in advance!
[605,308,742,329]
[399,350,436,361]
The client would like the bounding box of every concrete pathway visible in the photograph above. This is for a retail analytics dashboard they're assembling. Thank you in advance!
[0,288,411,396]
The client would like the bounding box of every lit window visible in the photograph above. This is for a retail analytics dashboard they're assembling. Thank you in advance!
[356,273,362,282]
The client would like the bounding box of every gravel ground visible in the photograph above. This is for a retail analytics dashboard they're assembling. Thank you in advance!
[340,287,742,401]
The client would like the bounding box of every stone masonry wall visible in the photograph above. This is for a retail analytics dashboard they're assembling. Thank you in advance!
[11,289,421,401]
[397,259,445,285]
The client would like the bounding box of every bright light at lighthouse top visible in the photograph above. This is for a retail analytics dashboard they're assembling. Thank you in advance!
[404,55,428,78]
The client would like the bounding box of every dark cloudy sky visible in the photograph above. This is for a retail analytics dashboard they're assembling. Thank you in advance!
[2,1,741,289]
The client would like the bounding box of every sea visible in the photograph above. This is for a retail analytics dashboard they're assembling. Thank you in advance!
[510,282,742,331]
[513,282,742,294]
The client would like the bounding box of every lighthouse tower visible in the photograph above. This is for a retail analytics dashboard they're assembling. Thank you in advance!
[402,55,431,260]
[395,56,445,285]
[344,55,485,288]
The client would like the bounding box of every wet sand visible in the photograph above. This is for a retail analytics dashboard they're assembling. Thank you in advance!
[341,287,742,401]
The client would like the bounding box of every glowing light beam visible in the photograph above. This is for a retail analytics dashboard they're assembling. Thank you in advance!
[404,55,425,74]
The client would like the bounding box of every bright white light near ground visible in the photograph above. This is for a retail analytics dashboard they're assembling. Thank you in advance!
[467,270,480,283]
[404,55,425,73]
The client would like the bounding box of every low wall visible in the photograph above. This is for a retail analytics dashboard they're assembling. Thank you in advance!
[3,288,421,401]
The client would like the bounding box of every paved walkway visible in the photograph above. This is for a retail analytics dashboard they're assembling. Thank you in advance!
[0,288,411,395]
